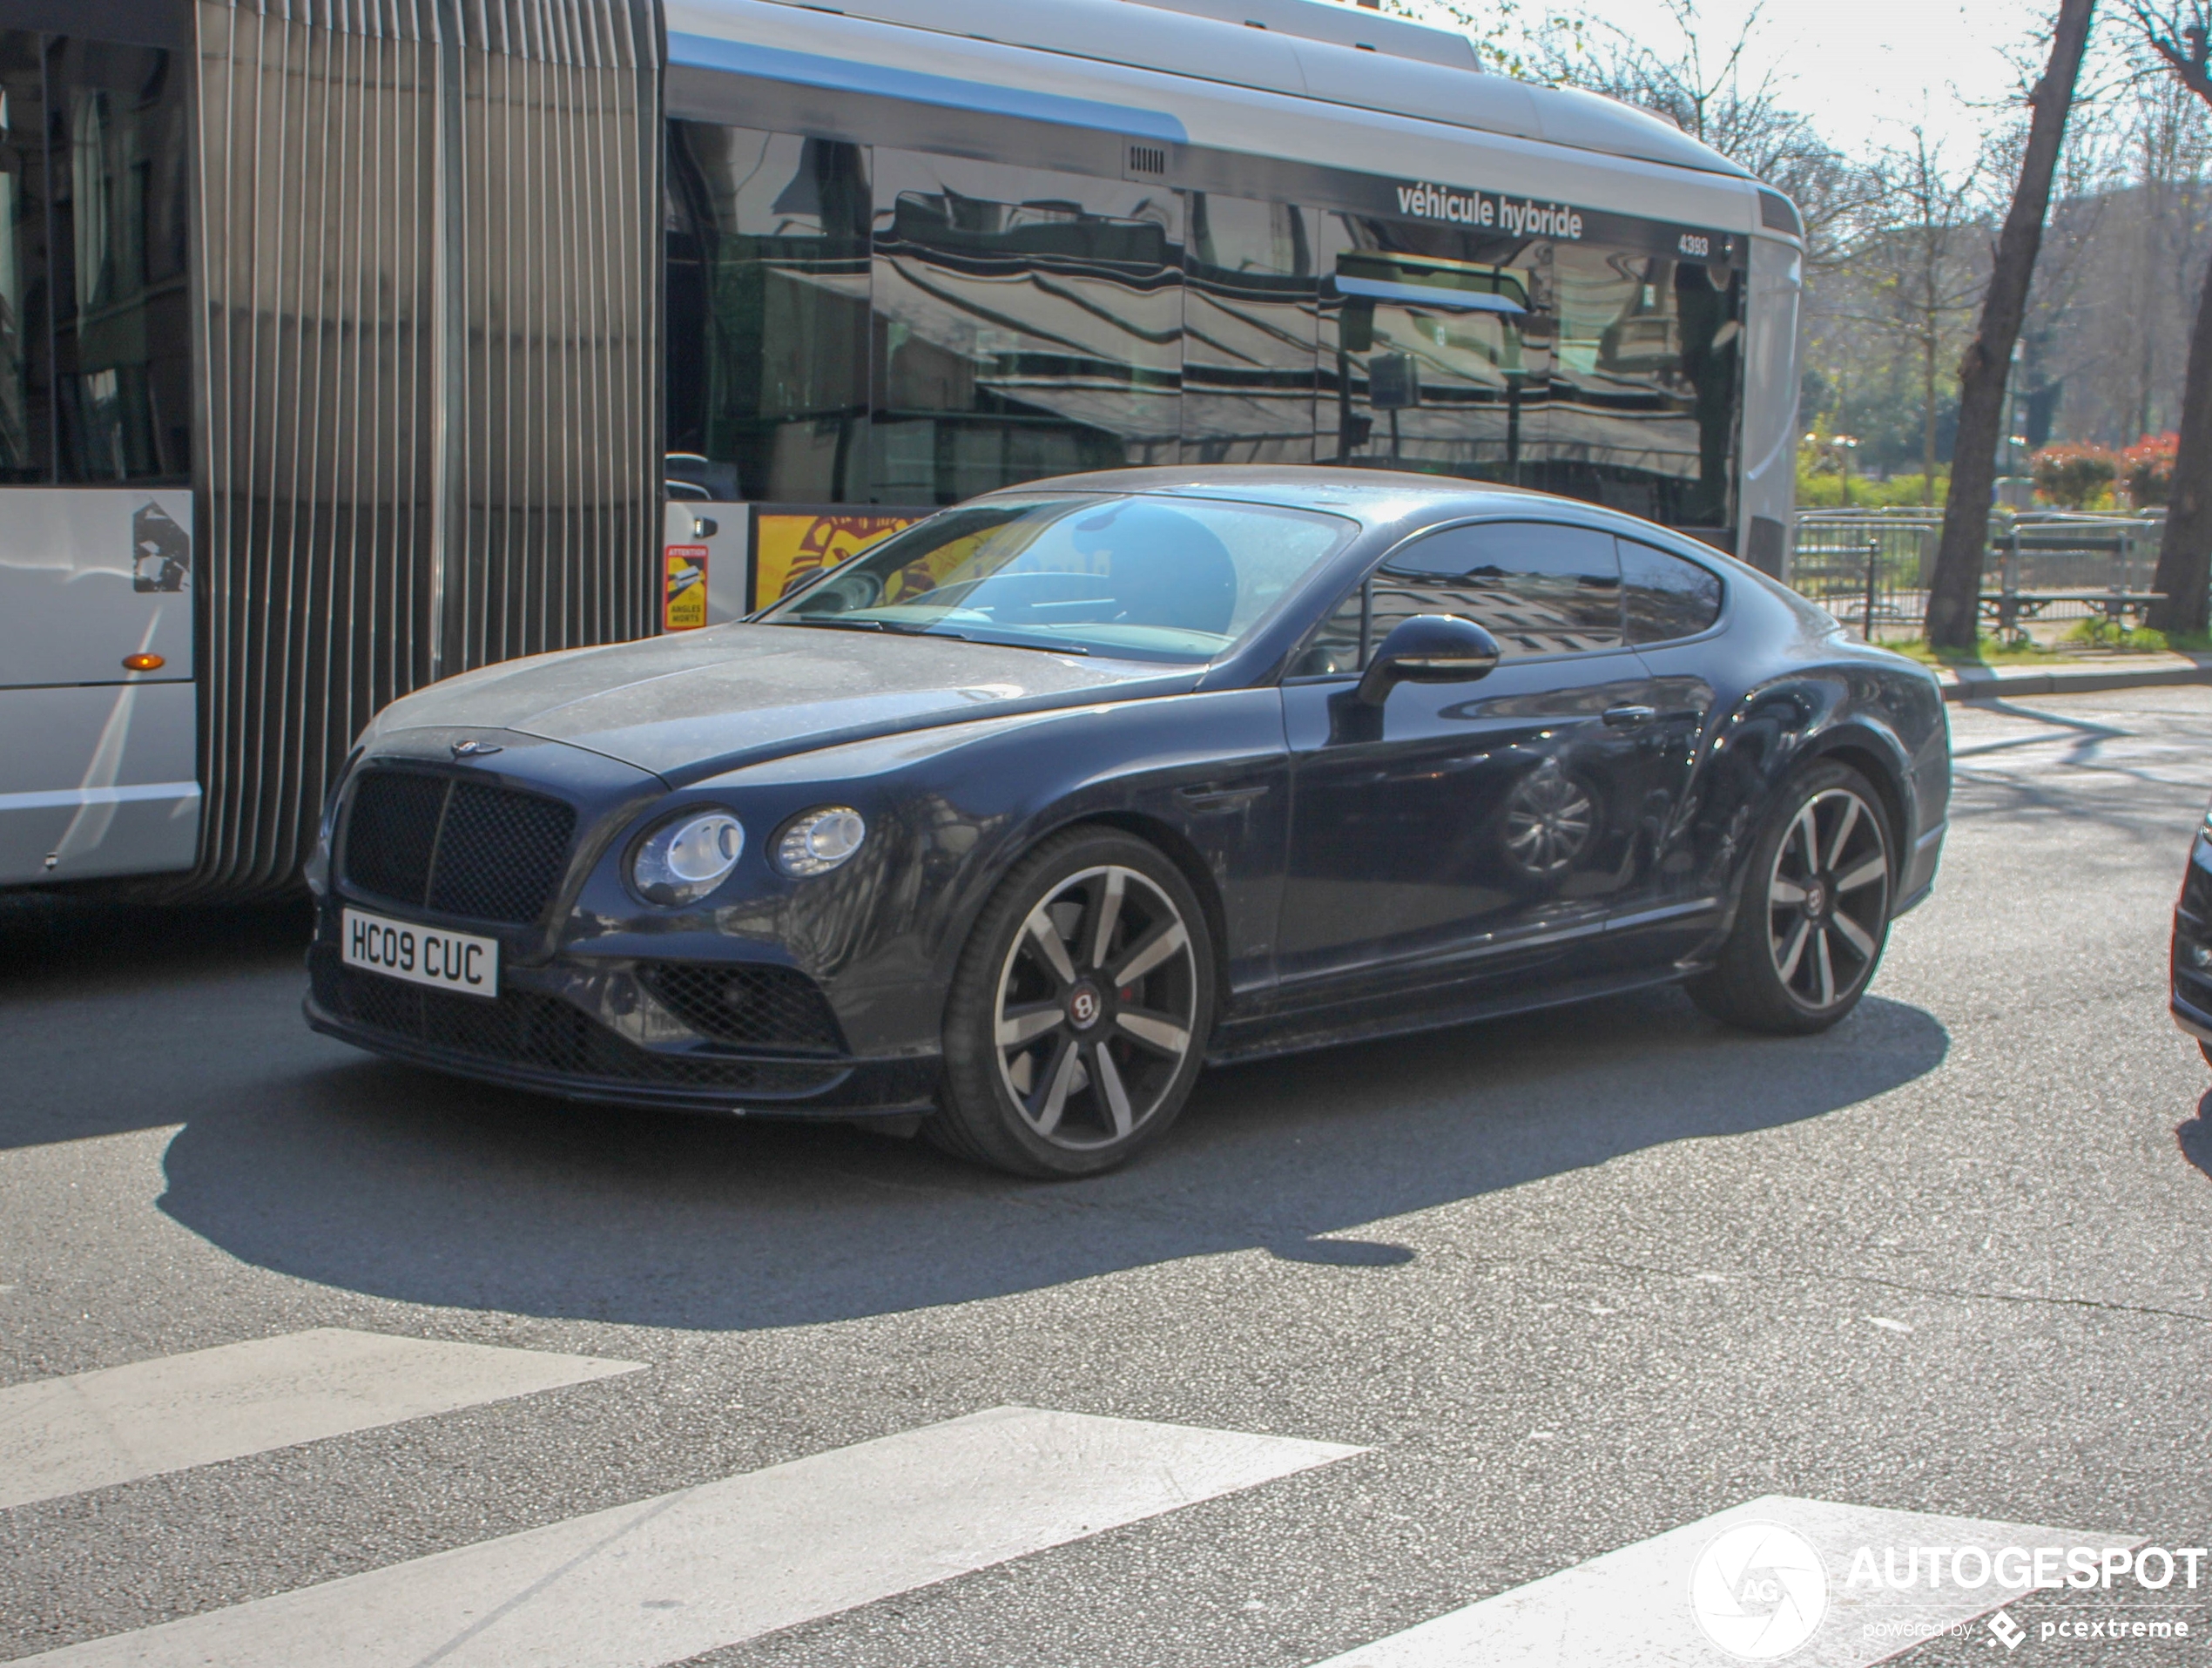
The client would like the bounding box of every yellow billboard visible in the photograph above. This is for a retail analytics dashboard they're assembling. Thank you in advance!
[751,510,927,612]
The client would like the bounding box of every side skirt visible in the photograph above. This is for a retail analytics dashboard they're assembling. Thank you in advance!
[1203,962,1705,1069]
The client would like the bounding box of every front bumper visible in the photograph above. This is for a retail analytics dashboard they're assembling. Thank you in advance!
[2172,987,2212,1047]
[305,924,940,1119]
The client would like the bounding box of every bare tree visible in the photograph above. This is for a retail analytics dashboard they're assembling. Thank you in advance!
[1849,133,1988,500]
[2128,2,2212,633]
[1924,0,2098,650]
[2119,64,2209,437]
[1530,1,1871,265]
[1372,0,1582,83]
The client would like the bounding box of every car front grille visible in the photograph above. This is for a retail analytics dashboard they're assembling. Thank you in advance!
[309,948,845,1096]
[341,769,577,925]
[635,962,846,1053]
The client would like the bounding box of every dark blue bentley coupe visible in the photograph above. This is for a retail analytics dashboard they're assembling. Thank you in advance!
[306,468,1951,1176]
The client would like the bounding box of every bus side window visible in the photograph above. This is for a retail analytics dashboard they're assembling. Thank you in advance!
[51,37,192,484]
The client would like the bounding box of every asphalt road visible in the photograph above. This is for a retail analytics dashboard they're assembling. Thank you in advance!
[3,686,2209,1666]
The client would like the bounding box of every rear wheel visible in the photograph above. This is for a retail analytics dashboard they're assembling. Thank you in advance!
[931,828,1215,1178]
[1688,761,1893,1035]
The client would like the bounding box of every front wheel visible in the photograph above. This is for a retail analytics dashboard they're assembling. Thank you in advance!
[930,827,1215,1178]
[1688,761,1894,1035]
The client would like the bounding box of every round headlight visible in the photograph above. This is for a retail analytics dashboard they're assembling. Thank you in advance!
[776,807,867,877]
[632,810,744,905]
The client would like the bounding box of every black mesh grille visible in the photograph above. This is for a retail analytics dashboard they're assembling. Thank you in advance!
[310,949,842,1095]
[341,769,576,926]
[635,963,846,1053]
[344,773,447,903]
[427,781,577,922]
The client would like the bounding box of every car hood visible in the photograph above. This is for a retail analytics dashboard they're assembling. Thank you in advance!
[370,623,1197,780]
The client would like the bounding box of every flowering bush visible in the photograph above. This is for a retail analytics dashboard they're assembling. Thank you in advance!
[2031,443,2119,509]
[2122,432,2178,509]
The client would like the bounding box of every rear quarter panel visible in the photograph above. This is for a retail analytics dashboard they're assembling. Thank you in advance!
[1633,569,1948,937]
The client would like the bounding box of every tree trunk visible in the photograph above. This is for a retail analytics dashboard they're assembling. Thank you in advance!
[1923,328,1939,503]
[2149,254,2212,636]
[1923,0,2096,649]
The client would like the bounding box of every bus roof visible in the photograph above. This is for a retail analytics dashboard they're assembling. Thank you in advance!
[690,0,1755,184]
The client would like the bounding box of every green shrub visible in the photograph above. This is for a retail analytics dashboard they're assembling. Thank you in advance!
[1794,452,1949,509]
[2062,616,2168,652]
[2032,443,2119,509]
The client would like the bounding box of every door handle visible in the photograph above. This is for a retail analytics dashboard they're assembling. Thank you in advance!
[1602,704,1656,728]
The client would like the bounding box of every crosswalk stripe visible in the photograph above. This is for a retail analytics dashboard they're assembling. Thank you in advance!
[0,1327,643,1511]
[1306,1494,2128,1667]
[20,1404,1363,1667]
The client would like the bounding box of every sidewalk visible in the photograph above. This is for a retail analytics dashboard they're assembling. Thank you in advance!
[1929,650,2212,701]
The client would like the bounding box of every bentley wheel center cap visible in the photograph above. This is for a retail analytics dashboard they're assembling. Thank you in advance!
[1069,984,1103,1030]
[1803,879,1829,918]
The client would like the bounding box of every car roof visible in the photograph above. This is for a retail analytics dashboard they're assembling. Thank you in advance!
[980,464,1541,517]
[977,465,1694,544]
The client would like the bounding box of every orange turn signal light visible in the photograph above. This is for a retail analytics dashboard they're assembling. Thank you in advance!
[122,652,165,672]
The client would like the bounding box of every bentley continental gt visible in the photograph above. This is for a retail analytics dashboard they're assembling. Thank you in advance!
[306,468,1951,1176]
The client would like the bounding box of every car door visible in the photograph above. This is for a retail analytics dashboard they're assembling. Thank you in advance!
[1274,518,1689,1001]
[1597,532,1729,962]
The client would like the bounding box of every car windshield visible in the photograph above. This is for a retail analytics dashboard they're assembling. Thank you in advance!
[759,494,1357,662]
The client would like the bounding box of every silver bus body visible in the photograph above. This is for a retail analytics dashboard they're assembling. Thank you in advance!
[0,0,1801,895]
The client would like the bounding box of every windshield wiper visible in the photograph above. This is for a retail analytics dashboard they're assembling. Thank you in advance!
[773,615,1089,655]
[914,626,1089,655]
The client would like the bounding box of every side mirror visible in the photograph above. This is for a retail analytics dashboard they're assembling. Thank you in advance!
[1356,614,1501,706]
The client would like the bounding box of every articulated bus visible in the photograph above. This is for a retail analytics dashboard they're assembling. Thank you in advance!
[0,0,1802,898]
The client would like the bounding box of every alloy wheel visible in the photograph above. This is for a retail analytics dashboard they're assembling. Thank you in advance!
[1766,787,1890,1011]
[992,864,1200,1151]
[1503,766,1595,875]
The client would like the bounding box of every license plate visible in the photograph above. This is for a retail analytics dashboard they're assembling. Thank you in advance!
[341,908,499,1000]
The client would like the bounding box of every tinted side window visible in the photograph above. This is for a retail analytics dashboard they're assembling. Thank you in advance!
[1375,521,1622,658]
[52,38,192,483]
[869,151,1182,503]
[665,125,872,502]
[1619,537,1723,643]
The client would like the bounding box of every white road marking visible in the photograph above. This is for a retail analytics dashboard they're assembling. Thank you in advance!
[1307,1495,2127,1667]
[21,1405,1361,1668]
[0,1327,642,1510]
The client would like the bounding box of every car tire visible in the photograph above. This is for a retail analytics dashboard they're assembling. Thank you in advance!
[1686,760,1894,1036]
[929,826,1216,1178]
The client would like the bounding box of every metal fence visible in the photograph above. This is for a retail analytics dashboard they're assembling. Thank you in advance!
[1787,510,2168,642]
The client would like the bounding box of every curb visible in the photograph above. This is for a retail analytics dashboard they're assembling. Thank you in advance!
[1937,658,2212,702]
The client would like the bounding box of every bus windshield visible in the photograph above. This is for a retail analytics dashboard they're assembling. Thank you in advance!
[760,495,1357,662]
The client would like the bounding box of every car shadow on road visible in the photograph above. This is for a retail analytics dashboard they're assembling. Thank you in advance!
[2174,1090,2212,1180]
[132,984,1950,1332]
[0,892,318,1149]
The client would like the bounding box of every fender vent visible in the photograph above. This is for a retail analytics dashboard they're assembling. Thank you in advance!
[1128,144,1167,176]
